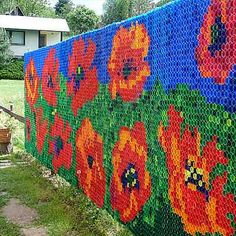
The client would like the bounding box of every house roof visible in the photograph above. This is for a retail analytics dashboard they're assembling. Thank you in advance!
[0,15,70,32]
[8,6,24,16]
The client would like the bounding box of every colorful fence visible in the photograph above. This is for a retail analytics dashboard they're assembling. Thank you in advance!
[24,0,236,235]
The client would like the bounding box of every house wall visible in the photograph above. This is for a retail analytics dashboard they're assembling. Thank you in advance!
[8,30,62,58]
[9,30,38,58]
[41,31,61,47]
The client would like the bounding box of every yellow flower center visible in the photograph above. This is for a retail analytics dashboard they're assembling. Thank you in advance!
[185,159,209,201]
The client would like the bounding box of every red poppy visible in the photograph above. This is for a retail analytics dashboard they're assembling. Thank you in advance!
[158,105,236,236]
[195,0,236,84]
[75,118,106,208]
[67,38,98,116]
[25,59,40,110]
[26,118,31,141]
[110,122,151,222]
[49,114,72,173]
[35,107,48,154]
[42,48,60,106]
[108,23,150,102]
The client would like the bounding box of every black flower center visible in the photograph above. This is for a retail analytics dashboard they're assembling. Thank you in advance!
[121,163,139,192]
[119,58,137,80]
[29,73,34,86]
[208,16,227,57]
[185,159,209,201]
[73,65,85,92]
[87,155,94,169]
[27,124,31,136]
[54,136,64,156]
[47,75,54,88]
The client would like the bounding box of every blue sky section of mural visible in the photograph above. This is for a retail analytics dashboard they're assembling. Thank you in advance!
[24,0,236,112]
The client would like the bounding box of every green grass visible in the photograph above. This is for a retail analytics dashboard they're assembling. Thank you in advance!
[0,153,132,236]
[0,80,24,149]
[0,217,20,236]
[0,185,20,236]
[0,80,24,116]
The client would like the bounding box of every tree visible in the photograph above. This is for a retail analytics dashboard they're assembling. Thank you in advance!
[101,0,128,25]
[67,5,99,36]
[0,28,12,67]
[55,0,73,17]
[0,0,15,14]
[130,0,156,16]
[0,0,56,18]
[101,0,156,26]
[156,0,172,7]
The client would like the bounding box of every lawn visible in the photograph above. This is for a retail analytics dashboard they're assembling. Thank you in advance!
[0,80,24,116]
[0,80,24,149]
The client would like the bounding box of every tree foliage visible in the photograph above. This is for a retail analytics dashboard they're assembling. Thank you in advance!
[55,0,73,17]
[102,0,127,25]
[101,0,174,26]
[156,0,172,7]
[67,5,99,36]
[0,0,55,17]
[129,0,156,16]
[0,28,12,67]
[101,0,156,26]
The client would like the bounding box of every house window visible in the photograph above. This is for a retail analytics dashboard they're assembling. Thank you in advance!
[39,34,47,48]
[8,31,25,45]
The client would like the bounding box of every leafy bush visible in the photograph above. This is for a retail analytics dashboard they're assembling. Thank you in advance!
[0,59,24,80]
[0,28,12,65]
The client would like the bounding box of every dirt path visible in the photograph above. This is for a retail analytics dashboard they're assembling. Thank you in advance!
[0,157,52,236]
[1,198,47,236]
[0,159,47,236]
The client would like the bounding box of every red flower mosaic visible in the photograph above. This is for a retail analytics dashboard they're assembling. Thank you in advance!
[26,118,31,142]
[108,23,150,102]
[110,122,151,222]
[75,118,106,208]
[158,105,236,236]
[67,38,98,116]
[196,0,236,84]
[35,107,48,154]
[42,48,60,106]
[25,59,40,110]
[49,114,72,173]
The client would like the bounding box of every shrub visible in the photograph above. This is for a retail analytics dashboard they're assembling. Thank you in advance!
[0,28,12,65]
[0,59,24,80]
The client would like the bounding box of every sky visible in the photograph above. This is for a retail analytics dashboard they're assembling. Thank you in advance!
[48,0,161,16]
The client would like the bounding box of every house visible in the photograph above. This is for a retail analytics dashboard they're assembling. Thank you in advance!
[0,7,70,58]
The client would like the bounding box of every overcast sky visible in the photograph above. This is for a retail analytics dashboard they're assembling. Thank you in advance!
[48,0,160,15]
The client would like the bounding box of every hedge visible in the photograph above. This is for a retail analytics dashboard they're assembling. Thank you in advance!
[0,59,24,80]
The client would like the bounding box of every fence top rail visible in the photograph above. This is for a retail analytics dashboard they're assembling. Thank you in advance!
[0,105,24,123]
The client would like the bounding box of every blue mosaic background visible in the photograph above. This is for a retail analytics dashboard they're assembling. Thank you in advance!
[25,0,236,112]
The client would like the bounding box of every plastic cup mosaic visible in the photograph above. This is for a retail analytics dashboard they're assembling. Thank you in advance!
[24,0,236,235]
